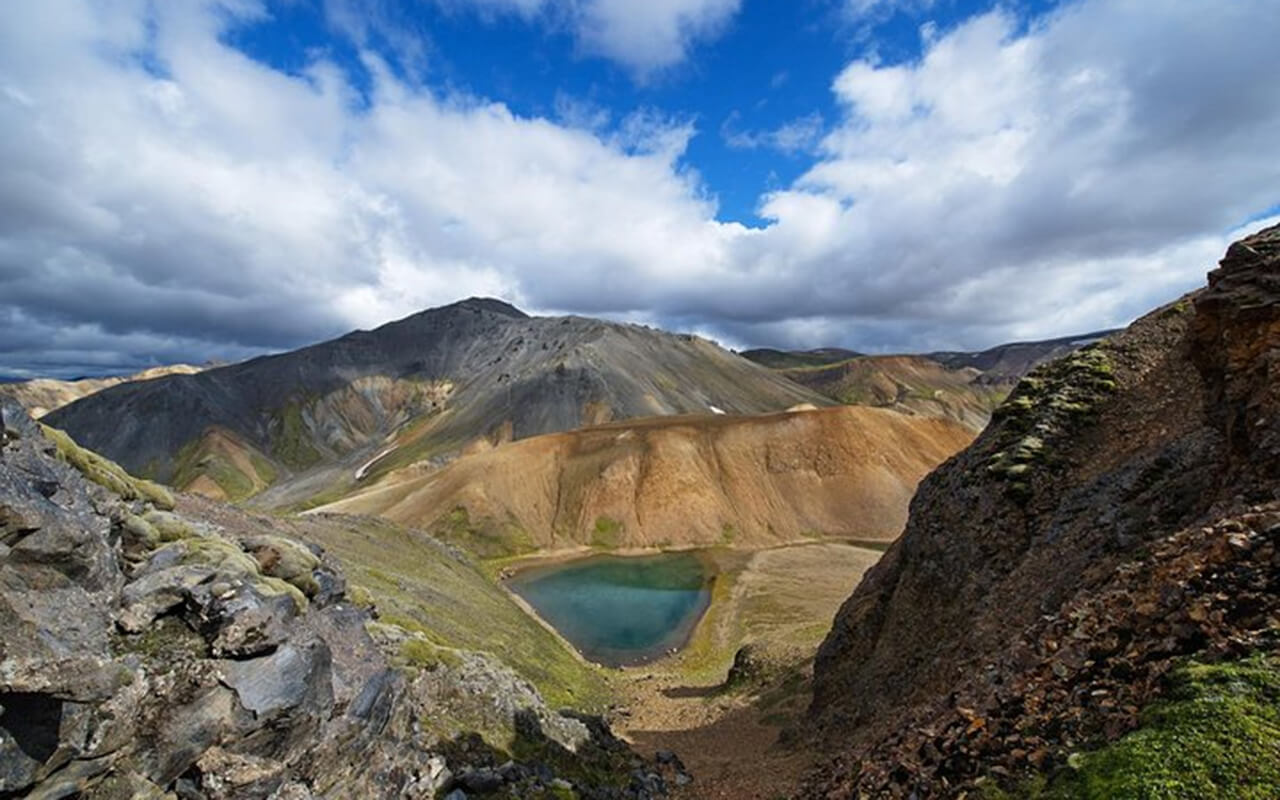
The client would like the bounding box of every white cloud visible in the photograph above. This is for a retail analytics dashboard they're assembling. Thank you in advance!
[431,0,740,77]
[722,111,825,155]
[572,0,740,78]
[2,0,1280,375]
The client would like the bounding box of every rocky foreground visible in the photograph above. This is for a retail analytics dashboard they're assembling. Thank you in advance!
[805,224,1280,796]
[0,400,685,799]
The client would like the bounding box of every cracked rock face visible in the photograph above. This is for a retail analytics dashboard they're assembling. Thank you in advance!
[0,400,669,800]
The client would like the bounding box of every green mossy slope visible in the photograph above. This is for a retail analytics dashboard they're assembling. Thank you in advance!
[985,655,1280,800]
[299,515,611,710]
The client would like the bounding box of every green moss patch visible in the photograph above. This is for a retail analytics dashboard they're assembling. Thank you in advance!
[431,506,536,559]
[983,656,1280,800]
[41,424,176,509]
[143,510,195,542]
[591,516,623,548]
[986,346,1117,495]
[398,636,463,671]
[1057,656,1280,799]
[271,402,323,470]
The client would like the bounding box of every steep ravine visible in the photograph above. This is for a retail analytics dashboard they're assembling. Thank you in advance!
[804,224,1280,797]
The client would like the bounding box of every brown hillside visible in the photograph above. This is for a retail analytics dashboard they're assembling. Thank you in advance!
[316,406,974,554]
[804,224,1280,797]
[779,354,1006,432]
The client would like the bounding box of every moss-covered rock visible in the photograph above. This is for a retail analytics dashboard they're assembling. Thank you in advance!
[251,573,309,612]
[399,637,463,671]
[241,534,322,597]
[120,513,161,553]
[985,346,1117,495]
[980,656,1280,800]
[345,583,376,611]
[143,509,194,542]
[41,424,176,508]
[1054,656,1280,799]
[155,536,261,576]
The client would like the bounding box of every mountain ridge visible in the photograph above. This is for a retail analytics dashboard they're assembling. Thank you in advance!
[0,363,207,418]
[45,300,827,506]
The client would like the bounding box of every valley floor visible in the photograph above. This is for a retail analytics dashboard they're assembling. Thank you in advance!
[503,540,885,799]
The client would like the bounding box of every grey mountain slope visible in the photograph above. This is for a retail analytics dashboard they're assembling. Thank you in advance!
[927,329,1121,382]
[45,298,828,499]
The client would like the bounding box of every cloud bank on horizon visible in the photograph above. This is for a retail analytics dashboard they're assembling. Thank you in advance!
[1,0,1278,377]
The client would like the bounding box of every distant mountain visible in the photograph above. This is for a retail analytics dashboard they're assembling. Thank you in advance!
[771,355,1002,432]
[928,329,1119,383]
[738,347,861,369]
[744,332,1118,431]
[46,298,827,506]
[0,364,207,418]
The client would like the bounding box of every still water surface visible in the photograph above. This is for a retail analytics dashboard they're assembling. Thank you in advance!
[508,552,711,667]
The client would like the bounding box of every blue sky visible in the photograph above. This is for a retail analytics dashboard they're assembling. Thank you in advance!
[1,0,1279,377]
[230,0,1061,225]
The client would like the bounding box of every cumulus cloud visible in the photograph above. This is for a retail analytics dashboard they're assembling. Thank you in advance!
[430,0,740,77]
[720,0,1280,348]
[1,0,1279,376]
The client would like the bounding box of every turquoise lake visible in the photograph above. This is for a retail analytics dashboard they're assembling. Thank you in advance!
[508,552,712,667]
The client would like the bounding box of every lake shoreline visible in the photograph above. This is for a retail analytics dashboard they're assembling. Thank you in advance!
[506,552,715,668]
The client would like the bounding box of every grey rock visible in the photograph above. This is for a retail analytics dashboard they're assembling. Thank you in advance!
[0,399,39,445]
[118,564,217,633]
[193,581,297,658]
[426,754,453,794]
[147,683,248,786]
[219,641,333,719]
[459,767,503,793]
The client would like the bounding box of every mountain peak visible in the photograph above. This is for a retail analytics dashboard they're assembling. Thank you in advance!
[447,297,529,319]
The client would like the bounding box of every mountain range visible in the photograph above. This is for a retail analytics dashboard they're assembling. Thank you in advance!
[44,298,825,507]
[3,225,1279,798]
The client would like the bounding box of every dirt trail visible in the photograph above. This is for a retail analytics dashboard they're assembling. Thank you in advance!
[622,671,817,799]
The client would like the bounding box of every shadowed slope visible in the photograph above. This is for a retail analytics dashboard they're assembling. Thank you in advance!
[804,224,1280,797]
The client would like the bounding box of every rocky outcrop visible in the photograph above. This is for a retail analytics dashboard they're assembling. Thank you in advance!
[0,402,669,799]
[1191,223,1280,480]
[805,224,1280,797]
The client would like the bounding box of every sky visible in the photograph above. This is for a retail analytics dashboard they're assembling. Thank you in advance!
[1,0,1279,378]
